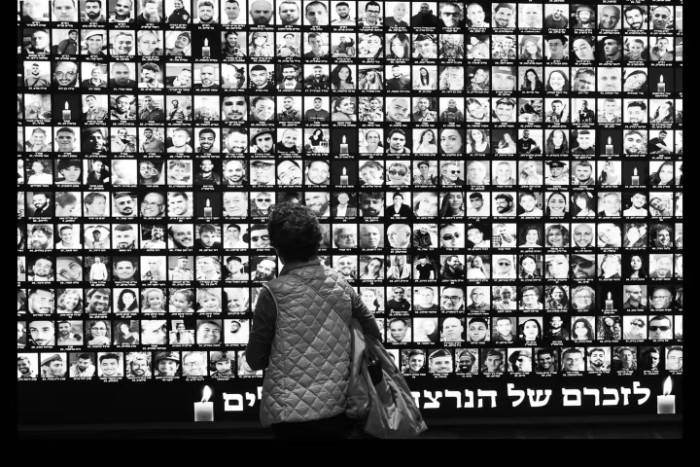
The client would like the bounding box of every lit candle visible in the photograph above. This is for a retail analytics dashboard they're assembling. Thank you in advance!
[194,386,214,422]
[631,168,639,186]
[605,292,613,310]
[657,376,675,415]
[204,199,213,217]
[657,75,665,93]
[62,101,71,122]
[340,167,348,186]
[605,137,613,155]
[202,39,210,58]
[340,135,348,155]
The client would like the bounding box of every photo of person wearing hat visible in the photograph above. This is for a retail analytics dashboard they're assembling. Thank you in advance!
[210,351,235,379]
[573,4,595,29]
[82,30,107,57]
[492,66,515,92]
[250,130,275,154]
[154,351,180,377]
[429,349,453,374]
[481,349,505,374]
[41,353,66,379]
[545,160,569,185]
[598,36,622,61]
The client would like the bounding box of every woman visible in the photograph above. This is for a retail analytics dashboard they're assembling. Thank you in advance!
[520,286,543,310]
[649,161,675,186]
[440,128,464,154]
[57,289,83,314]
[415,67,435,90]
[467,35,489,58]
[438,66,464,91]
[439,191,465,217]
[466,129,489,154]
[222,31,245,59]
[519,36,542,60]
[386,255,411,280]
[519,255,541,279]
[545,224,569,248]
[519,320,542,345]
[599,254,622,279]
[114,322,138,345]
[360,258,383,280]
[521,68,544,91]
[249,31,273,58]
[598,161,620,185]
[308,129,325,148]
[545,69,569,92]
[545,192,568,217]
[330,65,355,90]
[87,320,111,346]
[652,101,674,124]
[626,255,648,279]
[546,286,569,311]
[116,289,138,313]
[331,97,356,122]
[509,350,533,373]
[495,132,516,154]
[359,129,383,153]
[623,70,648,92]
[623,319,646,341]
[466,255,488,280]
[137,30,162,56]
[170,289,196,314]
[359,33,383,59]
[413,192,438,217]
[386,33,410,59]
[572,318,594,342]
[197,288,222,314]
[519,160,543,185]
[519,226,543,248]
[142,288,166,314]
[571,192,595,217]
[414,129,438,153]
[545,254,569,279]
[358,69,383,90]
[545,129,569,155]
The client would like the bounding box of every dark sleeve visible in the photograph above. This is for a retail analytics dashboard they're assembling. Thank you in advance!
[348,286,382,340]
[245,286,277,371]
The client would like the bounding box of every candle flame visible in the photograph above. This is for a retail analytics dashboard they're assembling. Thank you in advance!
[202,385,212,402]
[342,167,347,175]
[659,75,664,83]
[607,137,611,144]
[206,198,211,207]
[204,39,209,47]
[342,135,346,144]
[634,168,638,176]
[607,292,611,299]
[64,101,69,110]
[663,376,672,396]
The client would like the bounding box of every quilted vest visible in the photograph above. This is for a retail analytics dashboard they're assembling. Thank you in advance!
[260,263,353,427]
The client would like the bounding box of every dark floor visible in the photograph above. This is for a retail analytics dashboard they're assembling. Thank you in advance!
[18,415,682,439]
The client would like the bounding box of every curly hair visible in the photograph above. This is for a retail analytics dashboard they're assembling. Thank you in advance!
[267,202,323,261]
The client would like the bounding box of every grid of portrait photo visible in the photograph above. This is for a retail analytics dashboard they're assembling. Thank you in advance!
[17,0,683,382]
